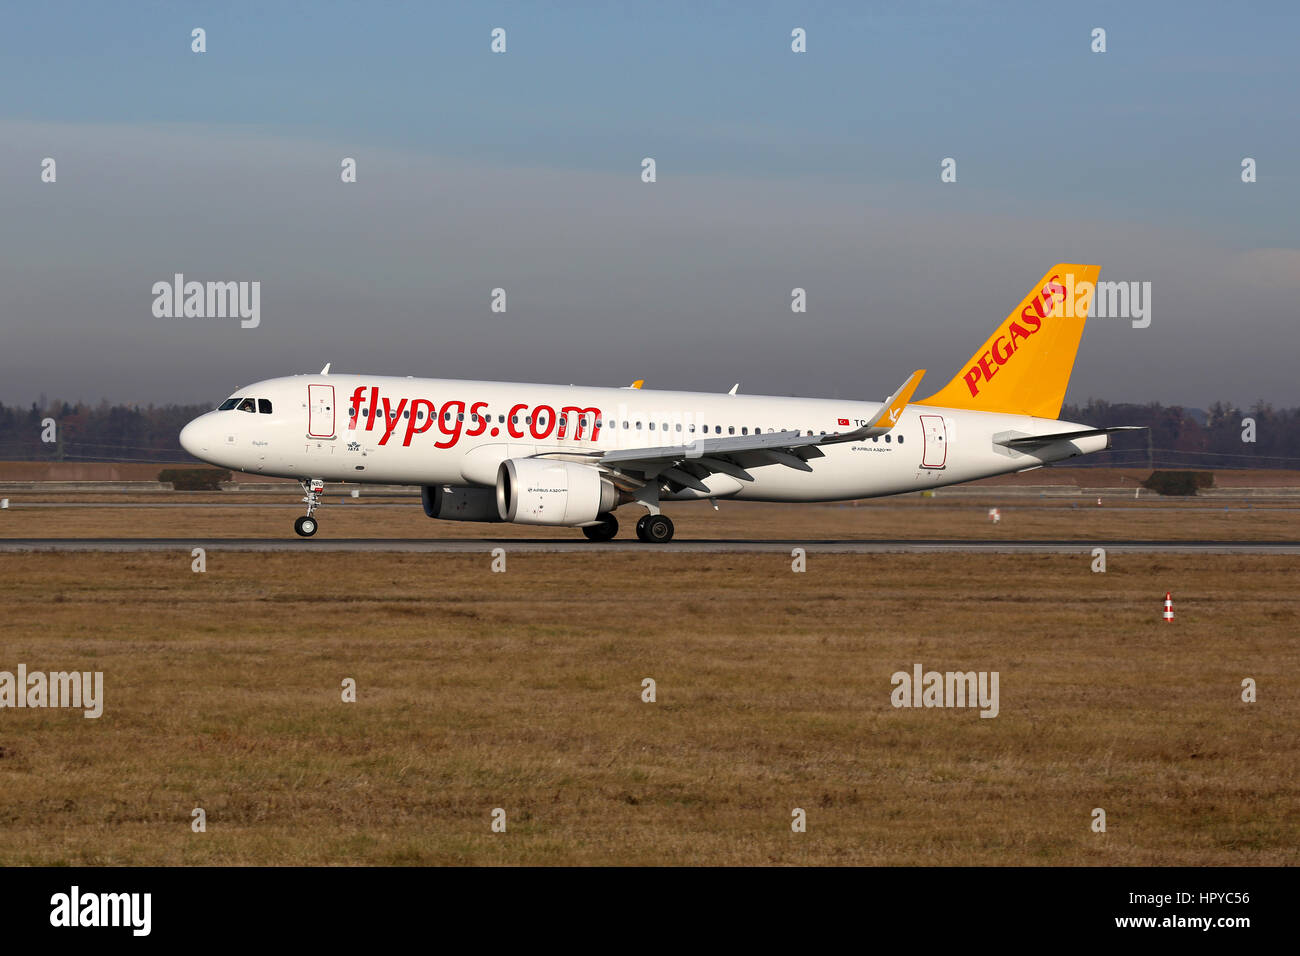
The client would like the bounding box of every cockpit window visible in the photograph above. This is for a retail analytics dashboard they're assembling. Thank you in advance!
[218,398,239,410]
[236,398,257,413]
[258,399,273,414]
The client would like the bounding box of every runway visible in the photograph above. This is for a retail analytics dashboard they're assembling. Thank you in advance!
[2,538,1299,554]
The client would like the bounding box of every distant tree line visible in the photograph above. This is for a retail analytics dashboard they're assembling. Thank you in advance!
[0,399,211,463]
[1059,399,1299,470]
[0,397,1295,469]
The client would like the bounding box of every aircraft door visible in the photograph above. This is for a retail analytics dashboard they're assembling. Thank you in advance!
[308,384,336,438]
[920,414,947,468]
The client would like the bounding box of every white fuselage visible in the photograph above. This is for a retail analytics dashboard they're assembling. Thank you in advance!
[179,373,1106,502]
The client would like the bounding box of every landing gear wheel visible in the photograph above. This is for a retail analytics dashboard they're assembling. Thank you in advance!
[641,514,674,543]
[296,478,324,538]
[582,513,619,542]
[635,514,651,541]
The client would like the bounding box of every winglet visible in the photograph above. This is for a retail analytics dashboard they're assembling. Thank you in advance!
[728,383,740,396]
[866,369,926,429]
[320,363,331,375]
[819,370,926,445]
[623,379,644,389]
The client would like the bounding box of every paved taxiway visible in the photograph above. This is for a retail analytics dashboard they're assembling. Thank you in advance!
[2,538,1298,554]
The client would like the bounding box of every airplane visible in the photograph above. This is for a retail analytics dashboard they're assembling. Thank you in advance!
[178,264,1141,542]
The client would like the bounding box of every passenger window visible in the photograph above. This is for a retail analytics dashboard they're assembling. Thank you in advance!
[511,415,519,423]
[526,416,533,424]
[897,434,904,444]
[403,410,410,419]
[689,425,695,433]
[649,422,655,430]
[623,421,629,429]
[729,426,735,435]
[636,421,642,429]
[885,434,891,443]
[676,424,682,432]
[715,426,721,434]
[741,427,748,435]
[259,399,273,414]
[458,413,465,422]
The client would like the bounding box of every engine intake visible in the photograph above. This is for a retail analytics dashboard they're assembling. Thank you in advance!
[421,485,502,522]
[496,459,618,526]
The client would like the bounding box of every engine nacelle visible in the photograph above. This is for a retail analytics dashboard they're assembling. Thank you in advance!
[496,459,618,526]
[421,484,502,522]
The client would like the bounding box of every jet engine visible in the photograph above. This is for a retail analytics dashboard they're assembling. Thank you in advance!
[496,459,619,525]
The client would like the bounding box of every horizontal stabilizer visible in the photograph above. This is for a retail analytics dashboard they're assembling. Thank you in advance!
[996,426,1146,448]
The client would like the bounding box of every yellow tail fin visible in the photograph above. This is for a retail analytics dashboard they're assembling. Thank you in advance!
[916,264,1099,419]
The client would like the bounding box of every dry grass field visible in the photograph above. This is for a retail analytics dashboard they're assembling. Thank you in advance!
[0,544,1295,866]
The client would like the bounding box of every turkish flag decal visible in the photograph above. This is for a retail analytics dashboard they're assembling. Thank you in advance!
[837,418,850,426]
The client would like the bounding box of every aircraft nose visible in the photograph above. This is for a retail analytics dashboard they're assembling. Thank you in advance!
[179,416,211,457]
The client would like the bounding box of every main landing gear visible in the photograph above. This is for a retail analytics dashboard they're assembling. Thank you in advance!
[582,513,619,542]
[294,478,324,537]
[635,513,674,543]
[579,512,675,543]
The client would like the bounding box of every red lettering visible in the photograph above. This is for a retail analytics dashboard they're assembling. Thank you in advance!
[1019,305,1042,333]
[506,403,528,439]
[347,386,366,431]
[977,351,998,383]
[559,406,602,441]
[991,335,1013,365]
[403,398,435,446]
[436,400,465,449]
[963,366,983,397]
[465,401,489,438]
[530,404,557,440]
[1007,320,1031,348]
[378,396,408,445]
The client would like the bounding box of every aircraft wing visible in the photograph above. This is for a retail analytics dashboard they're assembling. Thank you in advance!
[590,430,826,491]
[544,370,928,493]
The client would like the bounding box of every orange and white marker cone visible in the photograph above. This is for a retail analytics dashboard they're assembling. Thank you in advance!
[1163,591,1174,623]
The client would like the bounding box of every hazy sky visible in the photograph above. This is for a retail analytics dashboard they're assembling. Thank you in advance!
[2,1,1297,409]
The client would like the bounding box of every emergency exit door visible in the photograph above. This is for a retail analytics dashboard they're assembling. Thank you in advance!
[920,414,947,468]
[308,384,336,438]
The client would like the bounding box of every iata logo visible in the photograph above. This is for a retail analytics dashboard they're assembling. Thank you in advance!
[962,273,1091,398]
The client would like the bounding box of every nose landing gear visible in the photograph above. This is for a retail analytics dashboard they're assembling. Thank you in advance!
[295,479,324,537]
